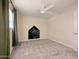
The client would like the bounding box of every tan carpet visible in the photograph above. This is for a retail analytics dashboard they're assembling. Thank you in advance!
[11,39,77,59]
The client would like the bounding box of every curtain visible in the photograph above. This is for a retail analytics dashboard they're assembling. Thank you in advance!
[12,8,18,46]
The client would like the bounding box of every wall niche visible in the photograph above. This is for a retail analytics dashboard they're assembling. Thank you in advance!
[28,26,40,39]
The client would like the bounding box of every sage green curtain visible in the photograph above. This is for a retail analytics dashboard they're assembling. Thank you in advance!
[0,0,10,59]
[13,8,18,46]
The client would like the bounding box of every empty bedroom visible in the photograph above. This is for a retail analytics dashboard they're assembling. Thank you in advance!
[9,0,78,59]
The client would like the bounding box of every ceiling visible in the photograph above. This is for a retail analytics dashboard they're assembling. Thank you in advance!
[12,0,77,18]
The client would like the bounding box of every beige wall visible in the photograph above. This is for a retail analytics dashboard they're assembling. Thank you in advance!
[48,8,78,51]
[9,29,13,54]
[17,12,23,42]
[17,12,48,42]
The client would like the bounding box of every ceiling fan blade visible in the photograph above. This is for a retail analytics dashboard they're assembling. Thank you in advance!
[44,5,54,11]
[40,5,54,14]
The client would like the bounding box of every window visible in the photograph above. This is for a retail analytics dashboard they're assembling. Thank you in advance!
[9,9,14,29]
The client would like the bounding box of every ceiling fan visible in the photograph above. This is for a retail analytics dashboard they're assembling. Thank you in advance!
[40,4,54,14]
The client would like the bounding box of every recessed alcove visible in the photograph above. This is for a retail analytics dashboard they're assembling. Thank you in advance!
[28,26,40,39]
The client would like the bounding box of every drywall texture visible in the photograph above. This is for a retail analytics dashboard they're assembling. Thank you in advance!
[48,8,78,51]
[17,12,48,42]
[17,12,24,42]
[9,29,13,54]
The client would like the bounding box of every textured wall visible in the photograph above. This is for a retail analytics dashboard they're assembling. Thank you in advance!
[17,12,48,42]
[48,8,78,51]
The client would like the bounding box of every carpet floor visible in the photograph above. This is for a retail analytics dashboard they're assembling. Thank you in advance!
[11,39,77,59]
